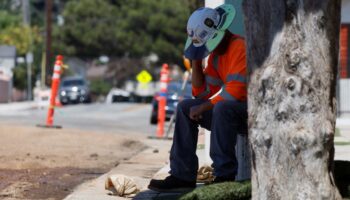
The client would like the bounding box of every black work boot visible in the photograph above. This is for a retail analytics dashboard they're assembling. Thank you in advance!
[148,175,196,193]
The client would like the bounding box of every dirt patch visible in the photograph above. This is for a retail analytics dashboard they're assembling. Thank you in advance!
[122,139,143,148]
[0,168,107,200]
[0,125,147,199]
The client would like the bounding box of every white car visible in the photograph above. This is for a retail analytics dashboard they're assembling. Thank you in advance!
[106,88,131,103]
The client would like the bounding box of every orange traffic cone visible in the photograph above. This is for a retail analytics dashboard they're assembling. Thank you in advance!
[149,64,171,140]
[37,55,64,129]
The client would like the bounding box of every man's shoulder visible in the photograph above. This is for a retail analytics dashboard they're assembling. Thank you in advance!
[230,34,245,48]
[232,34,245,40]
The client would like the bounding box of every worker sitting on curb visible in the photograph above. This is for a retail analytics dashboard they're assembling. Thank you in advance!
[148,4,248,192]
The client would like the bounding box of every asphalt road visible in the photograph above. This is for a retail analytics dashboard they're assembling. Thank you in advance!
[0,103,161,135]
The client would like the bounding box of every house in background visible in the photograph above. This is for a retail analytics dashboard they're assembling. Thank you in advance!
[64,57,88,78]
[0,45,16,103]
[341,0,350,78]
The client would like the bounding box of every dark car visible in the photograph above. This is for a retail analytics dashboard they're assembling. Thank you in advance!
[150,81,192,125]
[59,77,91,104]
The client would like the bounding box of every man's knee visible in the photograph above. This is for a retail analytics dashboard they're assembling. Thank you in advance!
[212,101,248,133]
[177,99,195,114]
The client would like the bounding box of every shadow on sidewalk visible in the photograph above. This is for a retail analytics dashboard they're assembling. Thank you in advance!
[133,189,186,200]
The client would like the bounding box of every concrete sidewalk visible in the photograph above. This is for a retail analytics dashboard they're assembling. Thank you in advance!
[0,101,37,112]
[64,135,210,200]
[64,138,175,200]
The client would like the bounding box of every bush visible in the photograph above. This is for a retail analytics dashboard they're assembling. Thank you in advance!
[89,79,112,96]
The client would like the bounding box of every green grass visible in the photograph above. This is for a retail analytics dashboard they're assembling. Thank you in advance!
[180,181,251,200]
[335,128,341,137]
[335,141,350,146]
[197,144,205,150]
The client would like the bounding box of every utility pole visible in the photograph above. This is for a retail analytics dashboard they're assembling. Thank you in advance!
[22,0,30,24]
[22,0,33,100]
[45,0,53,86]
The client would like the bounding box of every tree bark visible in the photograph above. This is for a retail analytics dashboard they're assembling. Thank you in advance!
[243,0,342,199]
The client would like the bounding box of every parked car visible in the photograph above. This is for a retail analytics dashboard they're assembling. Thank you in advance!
[150,81,192,125]
[105,88,131,103]
[59,77,91,104]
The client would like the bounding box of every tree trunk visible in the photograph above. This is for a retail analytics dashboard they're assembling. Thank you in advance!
[243,0,342,199]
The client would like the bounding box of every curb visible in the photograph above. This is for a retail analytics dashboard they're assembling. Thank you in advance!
[64,138,172,200]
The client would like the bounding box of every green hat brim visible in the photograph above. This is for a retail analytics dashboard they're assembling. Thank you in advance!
[205,30,225,53]
[205,4,236,52]
[217,4,236,31]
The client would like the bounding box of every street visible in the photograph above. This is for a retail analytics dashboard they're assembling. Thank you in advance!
[0,102,167,199]
[0,103,158,135]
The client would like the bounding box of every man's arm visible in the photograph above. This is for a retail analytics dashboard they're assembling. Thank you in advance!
[189,60,214,121]
[191,60,205,88]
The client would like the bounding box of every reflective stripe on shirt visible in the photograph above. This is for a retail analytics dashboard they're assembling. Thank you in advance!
[206,75,223,86]
[219,86,237,101]
[226,73,246,83]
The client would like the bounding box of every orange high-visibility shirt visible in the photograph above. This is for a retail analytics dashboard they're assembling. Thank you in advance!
[192,34,247,104]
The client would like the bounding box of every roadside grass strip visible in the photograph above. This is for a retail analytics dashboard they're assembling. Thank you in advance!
[180,181,251,200]
[335,141,350,146]
[335,128,341,137]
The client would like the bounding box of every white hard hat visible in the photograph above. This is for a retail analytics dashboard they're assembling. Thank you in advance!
[187,7,220,47]
[184,4,236,60]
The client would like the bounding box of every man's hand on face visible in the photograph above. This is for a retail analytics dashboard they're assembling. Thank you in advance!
[189,101,214,121]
